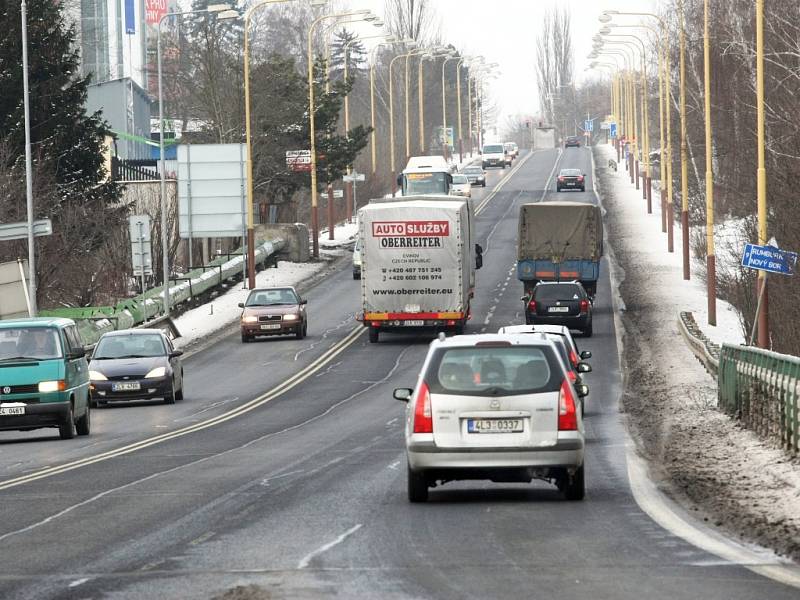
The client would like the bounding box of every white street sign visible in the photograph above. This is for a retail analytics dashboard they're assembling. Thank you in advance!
[332,189,344,198]
[0,219,52,241]
[343,172,365,182]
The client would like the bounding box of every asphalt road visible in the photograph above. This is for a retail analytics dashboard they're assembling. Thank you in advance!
[0,148,797,600]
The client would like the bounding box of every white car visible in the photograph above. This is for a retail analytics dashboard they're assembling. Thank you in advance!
[449,174,472,198]
[394,334,587,502]
[352,236,362,280]
[497,324,592,371]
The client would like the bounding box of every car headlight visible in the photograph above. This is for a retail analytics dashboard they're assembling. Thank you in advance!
[38,380,66,393]
[89,370,107,381]
[144,367,167,378]
[242,315,258,323]
[283,314,299,321]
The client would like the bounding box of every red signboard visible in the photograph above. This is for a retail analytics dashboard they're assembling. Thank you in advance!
[372,221,450,237]
[145,0,168,25]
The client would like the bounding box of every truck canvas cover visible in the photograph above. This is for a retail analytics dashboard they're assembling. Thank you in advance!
[359,200,470,316]
[517,202,603,261]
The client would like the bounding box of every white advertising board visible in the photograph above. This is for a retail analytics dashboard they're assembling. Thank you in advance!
[177,143,246,238]
[0,260,30,319]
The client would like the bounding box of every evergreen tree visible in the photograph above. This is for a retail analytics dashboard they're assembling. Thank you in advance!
[329,28,367,80]
[0,0,122,306]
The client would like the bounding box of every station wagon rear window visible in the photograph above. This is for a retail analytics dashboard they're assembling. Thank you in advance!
[425,346,562,396]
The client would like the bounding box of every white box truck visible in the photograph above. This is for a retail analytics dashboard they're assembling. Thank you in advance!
[358,200,479,343]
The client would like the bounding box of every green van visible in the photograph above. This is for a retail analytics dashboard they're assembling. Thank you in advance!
[0,317,91,439]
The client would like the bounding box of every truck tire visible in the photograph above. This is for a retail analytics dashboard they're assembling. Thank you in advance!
[369,328,379,343]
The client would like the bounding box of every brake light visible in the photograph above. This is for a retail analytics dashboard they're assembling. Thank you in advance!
[579,299,589,313]
[577,176,584,182]
[527,299,536,312]
[567,370,577,382]
[558,379,578,430]
[413,382,433,433]
[569,349,579,367]
[558,176,565,182]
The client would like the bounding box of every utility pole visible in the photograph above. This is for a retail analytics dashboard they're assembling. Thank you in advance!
[21,0,37,315]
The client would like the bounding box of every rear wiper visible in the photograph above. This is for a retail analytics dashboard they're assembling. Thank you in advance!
[483,386,510,395]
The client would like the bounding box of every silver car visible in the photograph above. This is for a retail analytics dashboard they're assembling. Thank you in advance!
[449,173,472,198]
[394,334,587,502]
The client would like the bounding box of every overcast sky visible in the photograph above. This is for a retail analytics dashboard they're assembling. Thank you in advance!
[345,0,658,127]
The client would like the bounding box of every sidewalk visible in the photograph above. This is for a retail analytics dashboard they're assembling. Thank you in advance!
[595,143,800,562]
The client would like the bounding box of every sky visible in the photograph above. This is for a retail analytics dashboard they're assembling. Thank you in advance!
[344,0,658,128]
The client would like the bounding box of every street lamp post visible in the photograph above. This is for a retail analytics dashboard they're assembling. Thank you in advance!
[755,0,769,347]
[158,4,235,309]
[441,56,460,161]
[307,9,374,258]
[20,0,36,315]
[369,39,408,174]
[703,0,716,325]
[679,0,690,280]
[389,48,425,194]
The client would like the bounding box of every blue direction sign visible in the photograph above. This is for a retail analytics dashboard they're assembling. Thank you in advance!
[609,123,617,138]
[584,119,594,132]
[741,243,798,276]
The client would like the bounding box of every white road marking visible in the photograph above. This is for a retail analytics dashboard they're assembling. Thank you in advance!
[68,578,89,588]
[387,460,400,470]
[297,524,363,569]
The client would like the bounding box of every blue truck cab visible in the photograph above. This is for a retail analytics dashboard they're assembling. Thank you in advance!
[0,317,91,439]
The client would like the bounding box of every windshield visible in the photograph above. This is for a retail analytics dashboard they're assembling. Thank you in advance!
[483,144,504,154]
[426,346,560,396]
[535,284,584,301]
[94,334,166,359]
[246,288,299,306]
[0,327,63,361]
[403,172,448,195]
[452,175,468,184]
[463,167,482,174]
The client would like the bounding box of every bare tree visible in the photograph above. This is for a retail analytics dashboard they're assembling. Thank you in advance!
[535,7,574,136]
[384,0,441,45]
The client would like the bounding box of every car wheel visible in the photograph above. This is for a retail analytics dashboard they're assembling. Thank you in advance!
[580,186,586,192]
[563,465,585,501]
[584,319,593,338]
[241,333,251,343]
[175,380,184,402]
[353,271,361,280]
[164,380,176,405]
[59,403,76,440]
[75,403,91,436]
[368,328,379,343]
[407,466,429,503]
[556,187,561,192]
[89,396,98,409]
[482,182,486,187]
[296,324,305,340]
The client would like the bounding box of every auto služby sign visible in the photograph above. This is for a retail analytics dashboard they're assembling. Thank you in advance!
[741,243,798,276]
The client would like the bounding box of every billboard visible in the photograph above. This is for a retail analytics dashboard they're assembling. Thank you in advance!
[177,143,247,239]
[145,0,168,25]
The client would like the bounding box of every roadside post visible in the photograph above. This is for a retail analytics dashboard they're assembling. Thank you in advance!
[741,242,797,346]
[130,215,153,321]
[343,171,366,223]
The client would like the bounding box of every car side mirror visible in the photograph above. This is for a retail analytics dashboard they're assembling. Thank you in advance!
[577,362,592,373]
[580,350,592,360]
[238,302,245,308]
[300,299,308,305]
[393,387,413,402]
[576,383,589,398]
[170,350,183,358]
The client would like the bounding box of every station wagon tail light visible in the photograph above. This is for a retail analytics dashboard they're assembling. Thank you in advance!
[558,176,565,182]
[568,349,579,367]
[38,380,66,393]
[577,176,584,182]
[527,299,536,312]
[579,299,589,313]
[558,379,578,430]
[413,381,433,433]
[567,370,577,383]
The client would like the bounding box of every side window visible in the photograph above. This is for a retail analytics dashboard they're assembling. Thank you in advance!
[64,326,84,352]
[164,336,174,353]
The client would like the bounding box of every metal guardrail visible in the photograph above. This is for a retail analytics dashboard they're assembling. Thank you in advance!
[677,311,720,376]
[718,343,800,455]
[41,238,285,345]
[679,310,798,455]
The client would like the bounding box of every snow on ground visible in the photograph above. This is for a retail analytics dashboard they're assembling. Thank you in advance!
[595,143,800,562]
[596,146,745,347]
[172,259,330,349]
[319,220,359,249]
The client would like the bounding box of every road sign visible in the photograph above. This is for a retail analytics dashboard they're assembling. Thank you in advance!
[741,243,797,276]
[343,172,365,182]
[0,219,53,242]
[332,189,344,199]
[584,120,594,132]
[609,123,617,138]
[600,121,611,130]
[286,150,312,173]
[129,215,153,277]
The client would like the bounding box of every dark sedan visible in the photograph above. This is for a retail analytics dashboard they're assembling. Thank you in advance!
[89,329,184,405]
[239,286,308,342]
[524,281,593,336]
[565,136,581,148]
[461,166,487,187]
[556,168,586,192]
